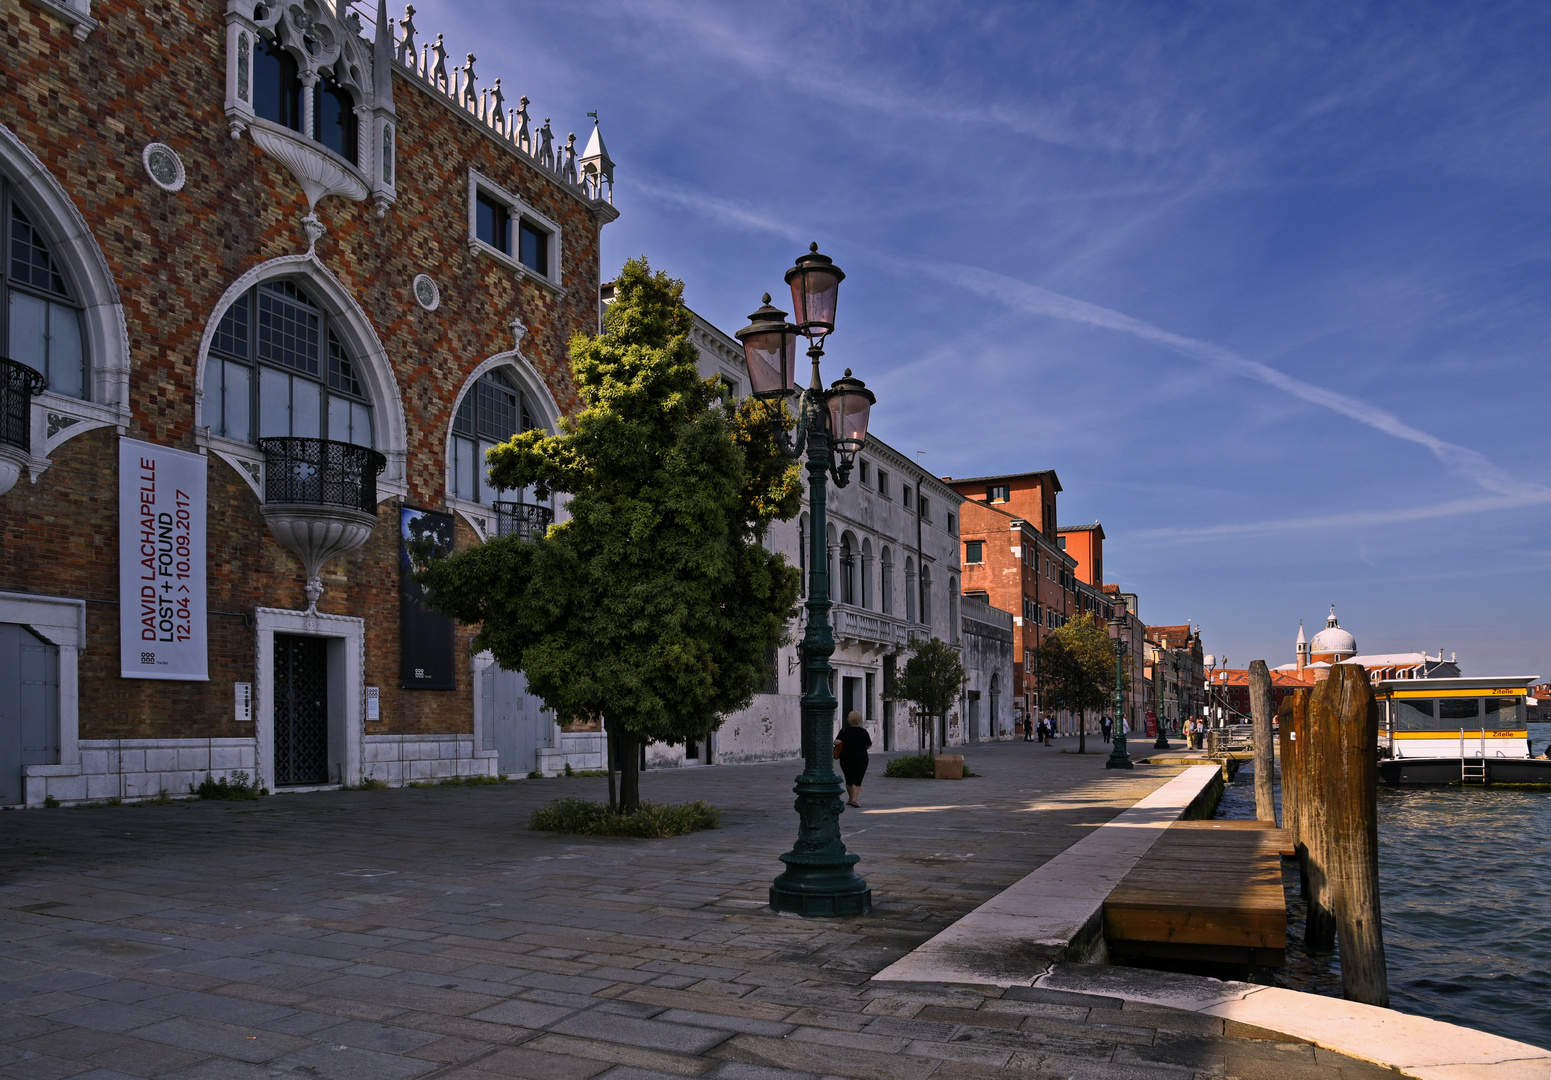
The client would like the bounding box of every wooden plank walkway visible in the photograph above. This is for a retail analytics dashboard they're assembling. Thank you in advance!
[1103,819,1289,968]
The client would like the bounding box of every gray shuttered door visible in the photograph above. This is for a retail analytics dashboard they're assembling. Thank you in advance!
[0,624,61,805]
[481,664,544,776]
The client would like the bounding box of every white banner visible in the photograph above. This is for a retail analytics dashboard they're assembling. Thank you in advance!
[120,438,208,680]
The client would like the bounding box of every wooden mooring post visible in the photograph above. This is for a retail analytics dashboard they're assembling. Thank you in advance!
[1276,693,1302,892]
[1249,660,1276,823]
[1304,664,1389,1006]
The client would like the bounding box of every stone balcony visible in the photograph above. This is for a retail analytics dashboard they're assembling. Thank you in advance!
[831,605,916,653]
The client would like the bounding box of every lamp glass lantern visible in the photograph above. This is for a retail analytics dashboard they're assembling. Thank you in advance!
[785,242,845,338]
[825,369,874,465]
[735,294,803,400]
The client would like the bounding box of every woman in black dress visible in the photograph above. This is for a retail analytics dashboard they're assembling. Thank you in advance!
[834,710,872,808]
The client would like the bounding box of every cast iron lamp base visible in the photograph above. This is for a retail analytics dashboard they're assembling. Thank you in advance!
[1106,733,1134,769]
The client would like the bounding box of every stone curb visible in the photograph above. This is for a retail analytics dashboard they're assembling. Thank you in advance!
[871,764,1223,983]
[1034,962,1551,1080]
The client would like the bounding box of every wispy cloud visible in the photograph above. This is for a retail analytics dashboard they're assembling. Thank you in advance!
[1126,494,1551,545]
[630,177,1549,506]
[903,260,1550,502]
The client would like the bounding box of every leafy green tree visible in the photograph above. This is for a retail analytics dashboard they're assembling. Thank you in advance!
[1031,613,1126,755]
[895,636,968,755]
[414,258,802,811]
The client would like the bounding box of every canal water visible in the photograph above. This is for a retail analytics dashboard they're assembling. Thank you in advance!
[1215,721,1551,1049]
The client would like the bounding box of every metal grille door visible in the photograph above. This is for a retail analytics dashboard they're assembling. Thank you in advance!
[274,634,328,786]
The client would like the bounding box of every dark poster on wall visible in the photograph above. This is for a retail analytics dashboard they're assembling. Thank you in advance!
[400,507,456,690]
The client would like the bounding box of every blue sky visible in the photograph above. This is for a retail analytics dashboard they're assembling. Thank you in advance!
[412,0,1551,675]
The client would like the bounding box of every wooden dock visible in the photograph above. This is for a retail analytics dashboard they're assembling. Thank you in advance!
[1103,820,1289,968]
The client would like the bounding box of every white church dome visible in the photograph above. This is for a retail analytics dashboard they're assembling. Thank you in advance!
[1309,606,1355,656]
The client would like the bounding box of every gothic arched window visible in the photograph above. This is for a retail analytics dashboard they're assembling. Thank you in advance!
[450,368,536,505]
[3,186,85,398]
[252,34,358,166]
[206,280,373,447]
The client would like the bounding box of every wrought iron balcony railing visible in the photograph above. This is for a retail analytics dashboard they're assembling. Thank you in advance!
[259,437,386,514]
[492,500,554,541]
[1,357,46,452]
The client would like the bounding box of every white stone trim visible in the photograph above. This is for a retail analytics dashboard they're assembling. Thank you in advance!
[0,591,84,776]
[192,252,409,501]
[253,607,364,792]
[19,0,97,40]
[466,168,566,296]
[0,122,132,472]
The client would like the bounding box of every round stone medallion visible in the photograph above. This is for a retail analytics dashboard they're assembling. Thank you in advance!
[142,143,186,192]
[412,274,441,311]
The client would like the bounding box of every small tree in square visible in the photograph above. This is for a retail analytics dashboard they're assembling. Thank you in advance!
[1032,612,1125,754]
[413,257,802,812]
[895,636,967,756]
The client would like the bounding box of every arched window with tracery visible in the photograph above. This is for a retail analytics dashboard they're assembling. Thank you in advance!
[3,185,85,398]
[205,279,373,447]
[449,368,539,506]
[251,32,358,165]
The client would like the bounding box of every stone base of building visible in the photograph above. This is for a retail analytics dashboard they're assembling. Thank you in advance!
[12,734,502,807]
[536,731,606,776]
[21,738,261,806]
[361,735,499,785]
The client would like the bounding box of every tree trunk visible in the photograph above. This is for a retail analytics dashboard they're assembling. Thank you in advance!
[1317,665,1389,1006]
[616,729,641,813]
[1078,710,1087,755]
[1249,660,1276,823]
[606,725,618,813]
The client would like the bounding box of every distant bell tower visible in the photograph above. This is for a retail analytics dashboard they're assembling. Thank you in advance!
[1296,620,1308,672]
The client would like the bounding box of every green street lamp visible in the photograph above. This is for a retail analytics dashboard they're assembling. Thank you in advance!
[738,243,873,918]
[1106,614,1133,770]
[1152,644,1171,751]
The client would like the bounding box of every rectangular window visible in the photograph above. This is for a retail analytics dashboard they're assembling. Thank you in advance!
[903,486,913,511]
[965,540,983,564]
[919,495,931,522]
[947,512,956,535]
[988,484,1009,502]
[877,470,890,497]
[859,460,870,485]
[469,170,563,287]
[476,193,510,254]
[518,220,548,275]
[966,590,988,604]
[1057,536,1067,550]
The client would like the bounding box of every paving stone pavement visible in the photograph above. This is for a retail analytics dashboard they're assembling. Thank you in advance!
[0,743,1397,1080]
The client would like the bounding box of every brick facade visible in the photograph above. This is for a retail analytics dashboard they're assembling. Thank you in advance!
[1,0,616,801]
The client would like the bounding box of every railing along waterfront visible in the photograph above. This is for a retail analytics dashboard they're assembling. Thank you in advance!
[1,357,46,451]
[492,500,553,541]
[259,437,386,514]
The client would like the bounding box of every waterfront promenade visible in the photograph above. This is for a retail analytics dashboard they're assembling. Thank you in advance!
[1,744,1399,1079]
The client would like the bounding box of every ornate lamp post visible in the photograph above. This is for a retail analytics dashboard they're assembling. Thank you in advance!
[737,243,874,918]
[1106,614,1132,770]
[1151,633,1170,751]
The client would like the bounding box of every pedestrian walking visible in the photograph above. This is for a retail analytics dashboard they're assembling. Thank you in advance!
[1022,713,1033,742]
[1101,715,1113,743]
[834,711,872,808]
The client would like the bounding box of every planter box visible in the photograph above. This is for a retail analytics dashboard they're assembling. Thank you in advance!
[934,754,964,779]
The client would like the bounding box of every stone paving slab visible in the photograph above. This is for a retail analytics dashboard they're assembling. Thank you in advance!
[3,743,1387,1078]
